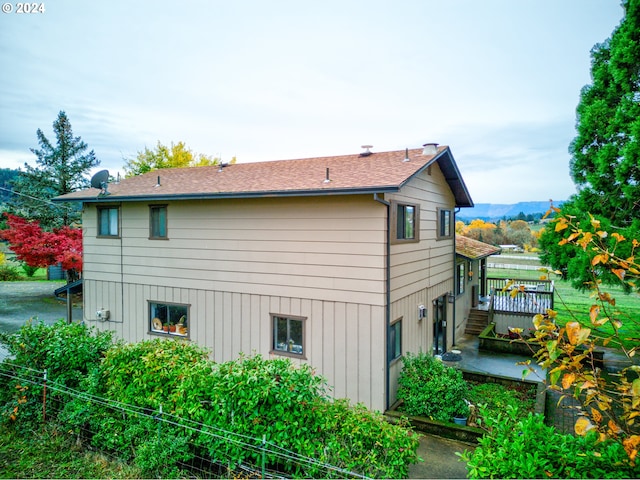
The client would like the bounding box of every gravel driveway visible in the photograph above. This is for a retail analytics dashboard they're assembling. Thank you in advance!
[0,281,84,359]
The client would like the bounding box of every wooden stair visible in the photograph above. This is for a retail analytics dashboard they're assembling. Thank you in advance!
[465,308,489,335]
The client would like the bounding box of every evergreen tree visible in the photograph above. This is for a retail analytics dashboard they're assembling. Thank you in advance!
[9,111,100,229]
[540,0,640,288]
[568,0,640,225]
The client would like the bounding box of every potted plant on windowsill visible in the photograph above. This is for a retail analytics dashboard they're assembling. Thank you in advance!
[162,323,170,333]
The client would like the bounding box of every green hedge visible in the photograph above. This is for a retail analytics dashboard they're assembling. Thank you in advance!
[397,352,469,421]
[460,405,639,478]
[0,322,420,478]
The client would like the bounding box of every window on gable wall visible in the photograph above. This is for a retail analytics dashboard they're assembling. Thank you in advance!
[97,206,119,237]
[437,207,453,239]
[149,205,168,239]
[272,314,306,357]
[391,201,420,243]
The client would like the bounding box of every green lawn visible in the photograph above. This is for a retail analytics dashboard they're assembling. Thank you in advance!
[488,254,640,352]
[0,425,140,479]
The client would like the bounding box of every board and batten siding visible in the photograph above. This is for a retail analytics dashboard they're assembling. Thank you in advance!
[385,163,457,405]
[82,194,387,410]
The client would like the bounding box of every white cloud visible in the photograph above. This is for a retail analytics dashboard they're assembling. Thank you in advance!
[0,0,624,202]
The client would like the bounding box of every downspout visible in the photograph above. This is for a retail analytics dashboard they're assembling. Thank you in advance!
[452,207,461,347]
[374,193,391,410]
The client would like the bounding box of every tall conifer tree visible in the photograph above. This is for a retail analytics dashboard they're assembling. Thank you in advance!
[9,111,100,229]
[540,0,640,288]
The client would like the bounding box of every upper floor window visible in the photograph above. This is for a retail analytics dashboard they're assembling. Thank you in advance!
[272,314,306,358]
[97,206,119,237]
[391,201,420,244]
[149,205,168,239]
[437,208,453,239]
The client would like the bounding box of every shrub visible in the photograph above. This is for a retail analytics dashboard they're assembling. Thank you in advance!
[460,405,640,478]
[397,352,469,422]
[467,382,535,418]
[61,340,420,478]
[0,320,114,429]
[0,264,21,281]
[62,338,212,467]
[20,263,40,277]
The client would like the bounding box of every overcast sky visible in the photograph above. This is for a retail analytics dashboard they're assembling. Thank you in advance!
[0,0,625,203]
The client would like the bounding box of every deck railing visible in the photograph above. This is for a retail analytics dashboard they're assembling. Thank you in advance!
[487,277,554,315]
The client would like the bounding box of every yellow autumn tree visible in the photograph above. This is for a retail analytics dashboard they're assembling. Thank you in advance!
[124,141,235,177]
[523,210,640,464]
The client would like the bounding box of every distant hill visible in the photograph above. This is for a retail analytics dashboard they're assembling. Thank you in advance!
[0,168,19,203]
[457,201,565,221]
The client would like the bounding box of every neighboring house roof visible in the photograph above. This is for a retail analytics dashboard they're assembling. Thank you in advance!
[54,145,474,207]
[456,235,501,260]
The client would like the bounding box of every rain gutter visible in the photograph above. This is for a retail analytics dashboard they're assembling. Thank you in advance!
[373,192,391,410]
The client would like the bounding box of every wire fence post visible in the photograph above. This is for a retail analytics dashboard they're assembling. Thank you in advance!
[157,404,163,443]
[42,369,47,422]
[261,434,266,478]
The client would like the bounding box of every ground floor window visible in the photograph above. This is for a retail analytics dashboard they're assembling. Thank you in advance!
[456,262,465,295]
[389,318,402,361]
[272,314,305,357]
[149,301,189,337]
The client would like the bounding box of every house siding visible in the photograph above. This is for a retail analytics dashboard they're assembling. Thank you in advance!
[84,279,386,410]
[81,194,387,411]
[79,161,463,411]
[83,195,387,304]
[385,164,456,405]
[454,257,480,339]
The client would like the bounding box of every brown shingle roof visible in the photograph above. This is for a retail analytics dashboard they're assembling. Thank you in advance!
[456,235,501,260]
[55,145,473,207]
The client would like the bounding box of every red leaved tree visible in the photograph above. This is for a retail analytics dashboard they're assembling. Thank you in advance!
[0,213,82,280]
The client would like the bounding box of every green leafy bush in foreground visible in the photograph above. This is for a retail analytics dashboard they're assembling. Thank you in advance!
[0,320,114,430]
[1,324,420,479]
[397,352,469,421]
[459,405,640,479]
[68,340,419,478]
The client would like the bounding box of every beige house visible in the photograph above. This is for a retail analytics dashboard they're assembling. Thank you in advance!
[454,236,501,337]
[56,144,473,411]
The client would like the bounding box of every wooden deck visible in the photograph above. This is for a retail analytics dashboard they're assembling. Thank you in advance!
[487,277,554,315]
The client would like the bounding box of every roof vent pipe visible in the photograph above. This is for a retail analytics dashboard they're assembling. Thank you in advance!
[422,143,439,155]
[403,148,410,162]
[324,167,331,183]
[360,145,373,157]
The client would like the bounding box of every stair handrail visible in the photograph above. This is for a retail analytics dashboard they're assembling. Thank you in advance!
[488,287,495,323]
